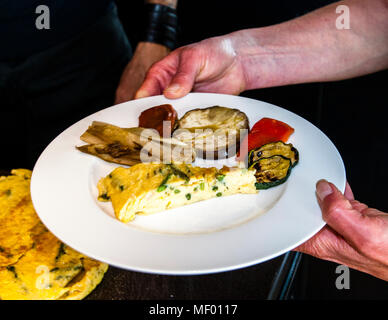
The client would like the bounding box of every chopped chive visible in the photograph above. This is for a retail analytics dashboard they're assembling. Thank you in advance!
[200,182,205,190]
[212,186,218,191]
[100,193,110,200]
[55,243,66,261]
[174,189,181,194]
[185,193,191,200]
[157,185,167,192]
[216,192,222,197]
[157,173,172,192]
[168,164,190,182]
[193,187,198,192]
[216,174,225,182]
[119,185,124,191]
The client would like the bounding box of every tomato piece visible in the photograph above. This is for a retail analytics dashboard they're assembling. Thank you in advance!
[250,118,294,140]
[138,104,178,137]
[237,117,294,160]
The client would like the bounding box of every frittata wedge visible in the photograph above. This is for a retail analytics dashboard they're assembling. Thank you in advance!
[98,163,258,223]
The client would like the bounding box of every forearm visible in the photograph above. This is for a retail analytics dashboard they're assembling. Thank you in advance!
[233,0,388,89]
[145,0,177,9]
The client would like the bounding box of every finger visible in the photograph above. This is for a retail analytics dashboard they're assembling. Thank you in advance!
[135,52,180,99]
[293,225,351,263]
[344,182,354,200]
[315,180,373,252]
[115,90,126,105]
[115,87,136,104]
[135,67,164,99]
[163,49,202,99]
[349,200,369,213]
[293,226,334,256]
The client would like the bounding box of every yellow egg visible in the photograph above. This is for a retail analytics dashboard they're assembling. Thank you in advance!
[0,170,108,300]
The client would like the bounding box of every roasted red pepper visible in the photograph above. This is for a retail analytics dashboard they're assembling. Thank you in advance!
[138,104,178,137]
[237,117,294,160]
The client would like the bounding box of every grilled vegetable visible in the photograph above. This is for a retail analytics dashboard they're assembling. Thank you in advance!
[249,155,292,190]
[237,118,294,160]
[173,106,249,159]
[248,141,299,167]
[77,121,195,165]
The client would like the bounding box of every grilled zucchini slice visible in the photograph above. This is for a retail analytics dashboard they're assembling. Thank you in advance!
[249,155,292,190]
[248,141,299,167]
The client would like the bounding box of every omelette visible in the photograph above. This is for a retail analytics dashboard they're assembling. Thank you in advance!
[98,163,258,223]
[0,170,108,300]
[0,169,39,267]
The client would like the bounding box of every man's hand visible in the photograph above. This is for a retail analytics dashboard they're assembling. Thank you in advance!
[135,35,249,99]
[295,180,388,281]
[115,42,170,104]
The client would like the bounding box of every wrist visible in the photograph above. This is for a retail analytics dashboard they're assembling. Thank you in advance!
[141,3,178,50]
[230,27,307,90]
[135,41,171,54]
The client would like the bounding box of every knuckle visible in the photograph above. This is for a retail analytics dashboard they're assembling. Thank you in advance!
[323,201,343,221]
[147,64,165,79]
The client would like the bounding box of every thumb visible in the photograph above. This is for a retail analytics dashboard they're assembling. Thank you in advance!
[316,180,370,251]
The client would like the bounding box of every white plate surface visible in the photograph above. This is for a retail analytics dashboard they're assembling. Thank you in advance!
[31,93,346,275]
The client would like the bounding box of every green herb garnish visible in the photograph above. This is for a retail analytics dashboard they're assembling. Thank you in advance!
[185,193,191,200]
[216,174,225,182]
[157,173,172,192]
[157,185,167,192]
[168,164,190,182]
[55,243,66,261]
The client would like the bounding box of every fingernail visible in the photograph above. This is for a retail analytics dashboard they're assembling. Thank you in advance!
[316,179,333,201]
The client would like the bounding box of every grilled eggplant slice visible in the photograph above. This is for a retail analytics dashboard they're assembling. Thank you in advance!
[249,155,292,190]
[173,106,249,159]
[248,141,299,167]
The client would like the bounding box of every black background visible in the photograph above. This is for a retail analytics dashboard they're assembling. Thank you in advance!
[116,0,388,299]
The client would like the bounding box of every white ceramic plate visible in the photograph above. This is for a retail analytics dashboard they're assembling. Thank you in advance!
[31,93,346,275]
